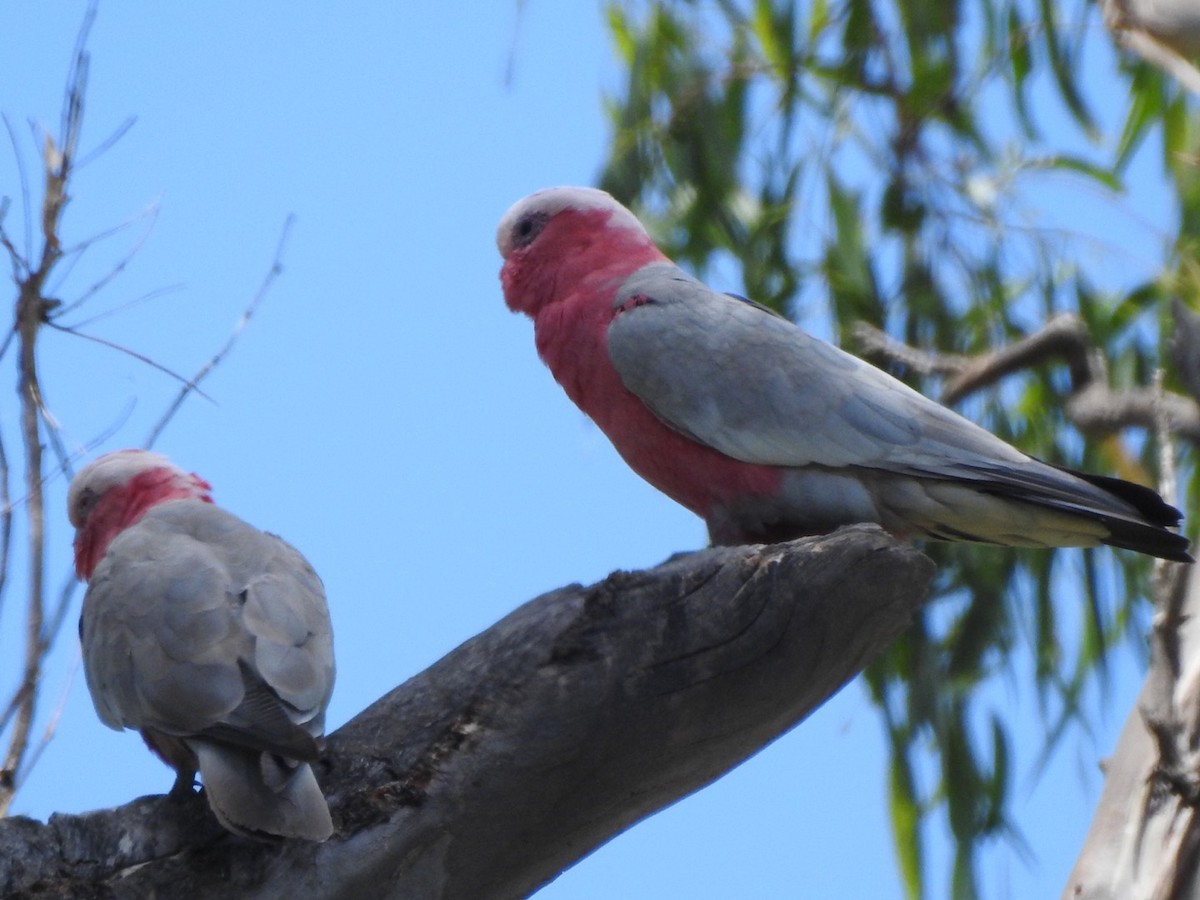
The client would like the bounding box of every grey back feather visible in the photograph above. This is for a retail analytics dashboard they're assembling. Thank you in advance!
[80,500,335,752]
[605,263,1146,520]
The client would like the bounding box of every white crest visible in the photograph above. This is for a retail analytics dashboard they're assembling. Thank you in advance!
[68,450,184,525]
[496,186,647,257]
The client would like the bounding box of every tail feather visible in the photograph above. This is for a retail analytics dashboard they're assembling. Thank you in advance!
[1063,467,1184,527]
[193,740,333,842]
[1096,514,1192,562]
[973,462,1192,562]
[1061,468,1190,561]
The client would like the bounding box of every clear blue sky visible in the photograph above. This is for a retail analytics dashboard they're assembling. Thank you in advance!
[0,3,1162,898]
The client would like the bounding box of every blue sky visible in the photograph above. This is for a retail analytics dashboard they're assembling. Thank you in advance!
[0,3,1166,898]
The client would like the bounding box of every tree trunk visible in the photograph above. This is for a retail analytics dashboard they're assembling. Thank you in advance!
[0,525,932,899]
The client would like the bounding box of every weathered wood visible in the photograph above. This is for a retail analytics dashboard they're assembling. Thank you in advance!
[1064,561,1200,900]
[1,525,932,899]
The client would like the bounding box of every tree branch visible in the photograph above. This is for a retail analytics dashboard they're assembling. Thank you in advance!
[1063,560,1200,900]
[1103,0,1200,96]
[853,313,1200,444]
[0,38,88,811]
[0,526,933,899]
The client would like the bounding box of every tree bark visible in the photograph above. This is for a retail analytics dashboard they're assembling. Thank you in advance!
[0,525,932,900]
[1064,561,1200,900]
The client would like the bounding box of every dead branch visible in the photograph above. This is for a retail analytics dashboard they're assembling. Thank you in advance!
[0,7,288,812]
[0,412,11,626]
[1064,375,1200,899]
[0,526,934,899]
[1064,559,1200,900]
[1103,0,1200,96]
[853,313,1200,444]
[0,21,89,813]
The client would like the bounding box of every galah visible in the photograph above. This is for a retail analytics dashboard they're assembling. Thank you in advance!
[497,186,1191,561]
[69,449,336,841]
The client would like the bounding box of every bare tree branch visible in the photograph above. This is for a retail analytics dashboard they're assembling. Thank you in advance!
[144,214,294,449]
[0,526,934,899]
[1063,376,1199,899]
[853,314,1200,443]
[0,34,88,810]
[0,6,285,810]
[0,414,12,626]
[1064,559,1200,900]
[1103,0,1200,95]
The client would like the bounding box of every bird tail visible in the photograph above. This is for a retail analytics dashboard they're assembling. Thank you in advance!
[910,462,1193,562]
[193,740,333,842]
[1054,467,1192,562]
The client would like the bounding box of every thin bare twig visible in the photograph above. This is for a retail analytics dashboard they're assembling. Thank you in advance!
[44,321,213,399]
[0,428,10,634]
[52,197,161,317]
[75,116,135,169]
[145,214,295,449]
[17,653,78,795]
[63,282,182,331]
[41,568,82,668]
[1,113,33,273]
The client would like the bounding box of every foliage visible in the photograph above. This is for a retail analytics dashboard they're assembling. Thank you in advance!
[600,0,1199,896]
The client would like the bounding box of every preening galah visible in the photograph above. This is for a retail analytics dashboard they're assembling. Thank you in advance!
[498,186,1191,561]
[70,449,336,841]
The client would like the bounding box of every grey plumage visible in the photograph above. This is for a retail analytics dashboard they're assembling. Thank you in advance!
[607,263,1190,559]
[81,499,335,841]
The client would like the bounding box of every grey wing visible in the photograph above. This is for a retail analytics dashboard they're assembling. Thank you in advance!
[606,263,1033,475]
[80,516,251,736]
[234,533,335,740]
[81,503,334,757]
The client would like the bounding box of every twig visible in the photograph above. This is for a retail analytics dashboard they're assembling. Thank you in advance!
[75,116,135,169]
[53,197,161,318]
[63,282,182,330]
[41,567,82,664]
[1,113,33,272]
[144,214,295,449]
[17,649,78,795]
[44,321,213,399]
[0,427,11,626]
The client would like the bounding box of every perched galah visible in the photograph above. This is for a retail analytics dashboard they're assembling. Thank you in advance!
[498,186,1191,561]
[69,449,336,841]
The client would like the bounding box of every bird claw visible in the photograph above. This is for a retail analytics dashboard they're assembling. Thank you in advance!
[169,772,199,798]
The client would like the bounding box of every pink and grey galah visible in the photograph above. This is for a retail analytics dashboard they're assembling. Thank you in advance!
[498,186,1191,561]
[69,449,336,841]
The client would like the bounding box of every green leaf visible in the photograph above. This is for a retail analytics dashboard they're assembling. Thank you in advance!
[1035,0,1095,135]
[1043,154,1120,192]
[889,748,924,900]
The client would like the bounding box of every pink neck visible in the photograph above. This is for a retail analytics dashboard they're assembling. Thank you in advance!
[75,468,212,579]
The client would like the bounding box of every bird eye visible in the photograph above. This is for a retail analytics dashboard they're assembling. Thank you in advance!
[72,487,98,526]
[513,212,548,248]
